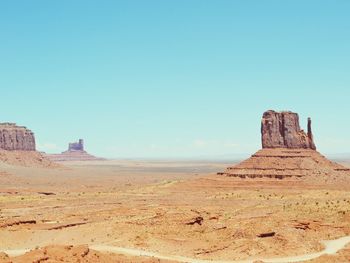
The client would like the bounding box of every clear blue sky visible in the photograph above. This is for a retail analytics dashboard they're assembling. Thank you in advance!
[0,1,349,158]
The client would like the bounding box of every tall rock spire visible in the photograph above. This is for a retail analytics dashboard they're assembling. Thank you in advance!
[307,118,316,150]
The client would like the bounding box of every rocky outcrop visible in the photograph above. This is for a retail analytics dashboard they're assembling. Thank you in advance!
[0,123,59,168]
[261,110,316,150]
[45,139,104,162]
[219,110,350,179]
[0,123,36,151]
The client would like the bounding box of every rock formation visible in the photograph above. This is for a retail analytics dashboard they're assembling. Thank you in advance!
[46,139,104,162]
[219,110,350,179]
[261,110,316,150]
[68,139,84,151]
[0,123,57,167]
[0,123,36,151]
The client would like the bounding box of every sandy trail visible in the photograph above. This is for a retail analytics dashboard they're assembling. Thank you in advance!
[2,236,350,263]
[91,236,350,263]
[1,249,31,257]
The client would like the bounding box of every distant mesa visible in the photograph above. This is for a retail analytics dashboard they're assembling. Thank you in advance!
[219,110,350,179]
[66,139,85,152]
[46,139,104,162]
[0,123,56,167]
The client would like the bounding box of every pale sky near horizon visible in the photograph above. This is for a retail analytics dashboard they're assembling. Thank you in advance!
[0,1,350,158]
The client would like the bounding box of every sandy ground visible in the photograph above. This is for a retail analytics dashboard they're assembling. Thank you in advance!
[0,159,350,262]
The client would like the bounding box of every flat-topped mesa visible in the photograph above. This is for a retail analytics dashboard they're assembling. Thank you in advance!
[0,123,36,151]
[68,139,84,152]
[261,110,316,150]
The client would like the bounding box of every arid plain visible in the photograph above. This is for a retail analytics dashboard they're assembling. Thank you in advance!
[0,157,350,263]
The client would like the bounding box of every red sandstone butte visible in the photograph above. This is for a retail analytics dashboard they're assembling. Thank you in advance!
[261,110,316,150]
[219,110,350,179]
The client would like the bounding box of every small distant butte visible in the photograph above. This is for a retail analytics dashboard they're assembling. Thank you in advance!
[46,139,105,162]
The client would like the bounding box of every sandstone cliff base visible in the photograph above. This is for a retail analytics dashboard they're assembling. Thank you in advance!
[45,151,104,162]
[0,150,58,168]
[220,148,350,181]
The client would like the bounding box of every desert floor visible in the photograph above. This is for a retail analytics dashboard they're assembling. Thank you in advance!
[0,159,350,262]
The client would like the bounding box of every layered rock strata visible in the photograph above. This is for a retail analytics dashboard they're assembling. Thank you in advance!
[219,148,349,179]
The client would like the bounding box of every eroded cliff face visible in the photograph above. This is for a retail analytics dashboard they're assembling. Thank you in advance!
[0,123,36,151]
[261,110,316,150]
